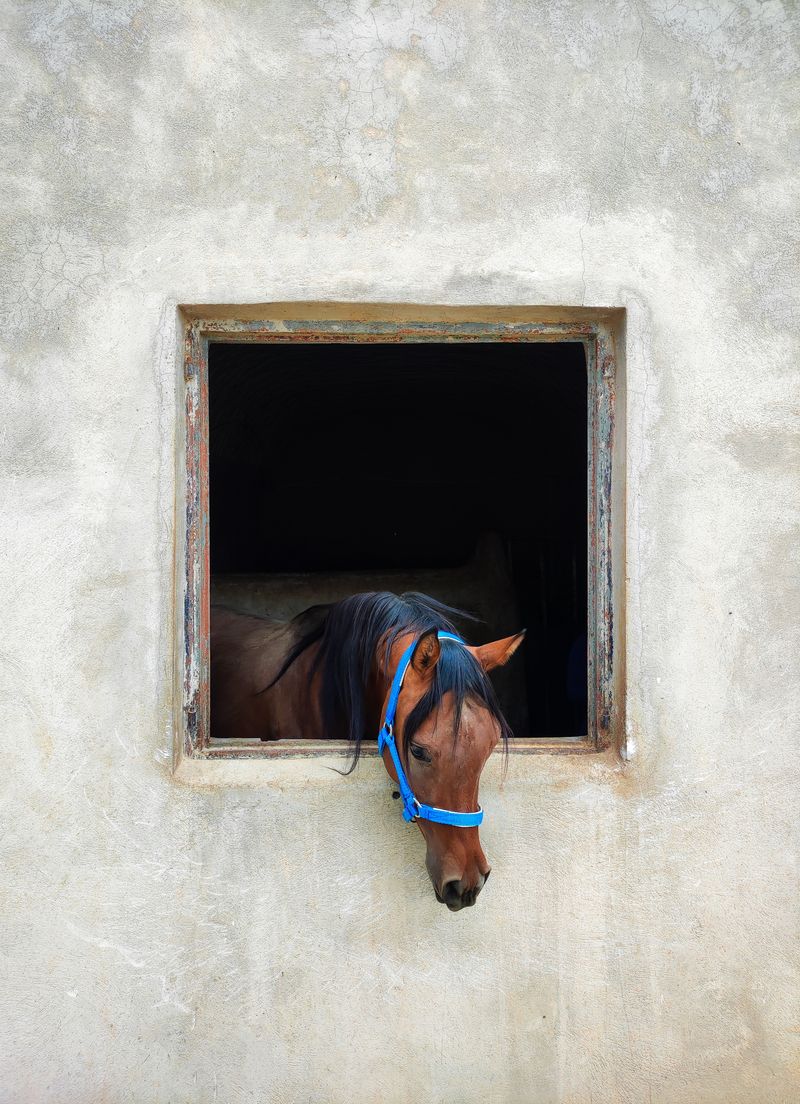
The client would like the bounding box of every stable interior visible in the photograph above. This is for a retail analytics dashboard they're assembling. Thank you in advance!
[209,339,588,738]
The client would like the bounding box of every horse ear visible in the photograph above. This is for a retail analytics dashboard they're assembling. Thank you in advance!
[473,630,526,672]
[410,629,441,677]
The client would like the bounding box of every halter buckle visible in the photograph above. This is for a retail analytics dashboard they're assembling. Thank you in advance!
[402,797,421,823]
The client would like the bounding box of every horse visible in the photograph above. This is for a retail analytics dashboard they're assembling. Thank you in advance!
[211,592,525,911]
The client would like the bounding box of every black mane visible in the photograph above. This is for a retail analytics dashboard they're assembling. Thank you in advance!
[265,591,513,772]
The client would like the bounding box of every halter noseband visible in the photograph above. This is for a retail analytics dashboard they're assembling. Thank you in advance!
[377,631,484,828]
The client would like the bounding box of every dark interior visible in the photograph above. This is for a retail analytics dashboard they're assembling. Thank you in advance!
[209,340,588,737]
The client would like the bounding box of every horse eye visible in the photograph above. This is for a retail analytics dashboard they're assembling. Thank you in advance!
[409,743,431,763]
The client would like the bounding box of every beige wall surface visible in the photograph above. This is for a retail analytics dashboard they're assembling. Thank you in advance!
[2,2,799,1102]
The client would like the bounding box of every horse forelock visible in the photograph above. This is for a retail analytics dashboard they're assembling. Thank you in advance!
[403,641,513,755]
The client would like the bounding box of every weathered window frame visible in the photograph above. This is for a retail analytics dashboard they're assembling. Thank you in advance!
[176,307,624,765]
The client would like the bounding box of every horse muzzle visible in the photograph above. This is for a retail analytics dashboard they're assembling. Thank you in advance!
[435,870,489,911]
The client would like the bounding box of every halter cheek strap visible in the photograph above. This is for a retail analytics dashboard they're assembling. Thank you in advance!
[377,631,484,827]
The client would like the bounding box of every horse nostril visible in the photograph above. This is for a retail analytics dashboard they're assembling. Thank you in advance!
[441,880,463,910]
[439,878,486,911]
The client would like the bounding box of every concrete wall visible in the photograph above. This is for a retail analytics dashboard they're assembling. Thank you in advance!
[2,2,798,1101]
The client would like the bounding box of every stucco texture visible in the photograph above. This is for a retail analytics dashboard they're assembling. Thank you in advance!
[2,2,799,1102]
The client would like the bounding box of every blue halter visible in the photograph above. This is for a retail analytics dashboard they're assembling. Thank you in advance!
[377,631,484,828]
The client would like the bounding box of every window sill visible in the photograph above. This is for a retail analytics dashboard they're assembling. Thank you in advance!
[204,736,594,758]
[173,736,604,788]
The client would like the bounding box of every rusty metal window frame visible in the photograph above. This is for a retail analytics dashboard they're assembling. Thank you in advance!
[178,311,623,763]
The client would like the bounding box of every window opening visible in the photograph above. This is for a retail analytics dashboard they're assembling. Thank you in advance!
[208,340,588,740]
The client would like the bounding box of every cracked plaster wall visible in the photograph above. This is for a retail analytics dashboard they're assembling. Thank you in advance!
[1,2,799,1102]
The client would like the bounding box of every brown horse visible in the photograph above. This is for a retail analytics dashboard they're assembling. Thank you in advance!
[211,592,524,911]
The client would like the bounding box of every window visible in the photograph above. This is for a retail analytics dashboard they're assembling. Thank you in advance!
[179,310,622,761]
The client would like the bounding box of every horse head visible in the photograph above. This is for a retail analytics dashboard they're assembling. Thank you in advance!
[381,627,525,911]
[222,591,525,911]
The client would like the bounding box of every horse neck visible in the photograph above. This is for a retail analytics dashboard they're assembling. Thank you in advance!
[266,640,326,740]
[275,625,418,742]
[314,638,393,742]
[266,638,386,742]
